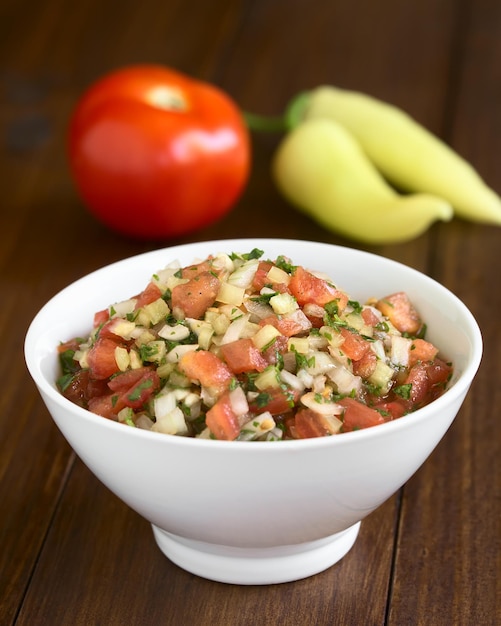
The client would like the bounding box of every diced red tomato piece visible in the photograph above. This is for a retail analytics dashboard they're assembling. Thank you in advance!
[248,386,300,416]
[361,307,380,328]
[372,400,406,420]
[259,314,309,338]
[107,366,154,391]
[397,358,452,410]
[252,261,273,290]
[115,370,160,411]
[205,391,240,440]
[294,408,341,438]
[426,358,453,387]
[60,369,90,408]
[93,308,110,328]
[282,415,298,439]
[338,397,386,432]
[220,338,268,373]
[401,363,432,407]
[181,260,214,279]
[58,338,82,354]
[134,281,163,310]
[375,292,422,335]
[261,334,289,364]
[339,328,371,361]
[171,272,220,319]
[352,350,377,378]
[289,265,349,310]
[408,338,439,367]
[178,349,233,393]
[88,393,119,420]
[87,336,125,380]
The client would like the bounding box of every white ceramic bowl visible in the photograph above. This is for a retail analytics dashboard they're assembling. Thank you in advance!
[25,239,482,585]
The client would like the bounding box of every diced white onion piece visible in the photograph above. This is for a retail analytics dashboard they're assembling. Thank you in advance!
[296,368,314,388]
[303,302,325,319]
[144,298,170,325]
[110,298,137,318]
[262,427,284,441]
[114,346,130,372]
[152,262,181,289]
[243,298,274,320]
[166,275,189,292]
[207,312,231,336]
[279,369,305,392]
[305,351,335,375]
[229,386,249,417]
[168,369,191,388]
[211,252,234,273]
[327,346,350,368]
[252,324,282,350]
[154,391,177,419]
[300,392,343,416]
[197,326,214,350]
[390,335,412,367]
[320,327,344,348]
[266,265,291,285]
[166,343,199,363]
[312,374,327,394]
[227,258,259,288]
[142,340,167,363]
[75,349,89,369]
[239,321,261,339]
[133,329,156,345]
[158,323,191,341]
[308,334,329,350]
[129,349,143,370]
[216,282,245,306]
[255,367,280,390]
[269,292,298,315]
[108,319,136,339]
[282,308,312,332]
[135,415,154,430]
[117,407,135,424]
[220,313,251,345]
[368,360,395,393]
[318,414,343,435]
[238,412,276,441]
[326,364,362,395]
[371,339,386,361]
[152,407,188,436]
[216,304,243,320]
[287,336,310,354]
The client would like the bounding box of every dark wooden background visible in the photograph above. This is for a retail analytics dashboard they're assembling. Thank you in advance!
[1,0,500,624]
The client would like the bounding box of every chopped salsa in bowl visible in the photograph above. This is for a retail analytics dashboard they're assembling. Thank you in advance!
[56,249,453,441]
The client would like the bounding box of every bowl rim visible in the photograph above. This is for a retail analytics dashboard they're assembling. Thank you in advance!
[24,237,483,450]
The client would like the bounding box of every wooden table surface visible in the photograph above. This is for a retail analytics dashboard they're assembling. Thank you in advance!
[2,0,500,624]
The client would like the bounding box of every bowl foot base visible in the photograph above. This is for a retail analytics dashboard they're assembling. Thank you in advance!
[152,522,361,585]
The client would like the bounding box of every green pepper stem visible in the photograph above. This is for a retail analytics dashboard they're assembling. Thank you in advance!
[243,112,288,133]
[244,90,311,134]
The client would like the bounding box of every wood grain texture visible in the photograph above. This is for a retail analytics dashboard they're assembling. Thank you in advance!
[1,0,500,624]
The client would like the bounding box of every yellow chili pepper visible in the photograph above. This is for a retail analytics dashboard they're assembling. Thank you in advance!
[300,86,501,225]
[272,117,453,244]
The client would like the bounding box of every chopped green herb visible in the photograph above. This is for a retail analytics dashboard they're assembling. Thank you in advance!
[394,383,412,400]
[275,255,296,274]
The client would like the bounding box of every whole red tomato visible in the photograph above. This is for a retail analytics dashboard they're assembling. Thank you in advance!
[67,65,250,239]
